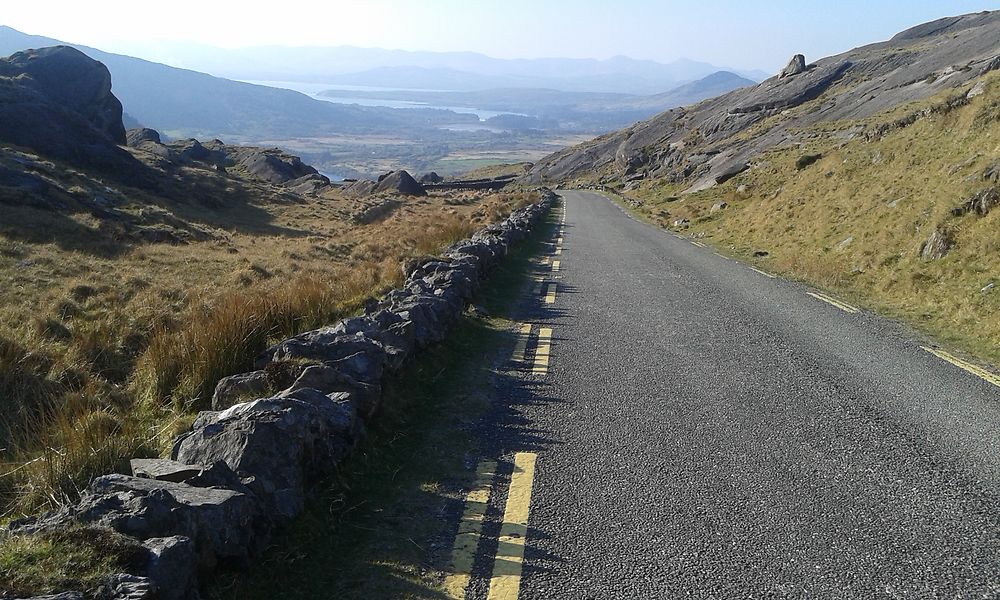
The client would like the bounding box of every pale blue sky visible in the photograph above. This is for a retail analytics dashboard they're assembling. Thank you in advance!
[3,1,998,71]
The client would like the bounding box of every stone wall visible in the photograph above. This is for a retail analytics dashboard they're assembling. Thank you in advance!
[6,190,557,600]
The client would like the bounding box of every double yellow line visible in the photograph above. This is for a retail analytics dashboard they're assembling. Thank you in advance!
[445,453,539,600]
[807,291,860,314]
[922,346,1000,388]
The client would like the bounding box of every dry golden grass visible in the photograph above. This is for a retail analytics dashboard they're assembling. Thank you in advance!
[629,74,1000,366]
[0,144,540,514]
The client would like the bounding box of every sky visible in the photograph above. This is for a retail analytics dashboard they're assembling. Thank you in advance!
[2,1,998,71]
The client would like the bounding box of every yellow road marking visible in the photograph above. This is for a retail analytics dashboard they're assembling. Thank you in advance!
[807,291,860,314]
[551,260,560,272]
[533,328,552,375]
[922,347,1000,388]
[486,453,538,600]
[512,323,532,364]
[750,267,777,278]
[691,241,706,248]
[444,459,498,599]
[544,284,557,304]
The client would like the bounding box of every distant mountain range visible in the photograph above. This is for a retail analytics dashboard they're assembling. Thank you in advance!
[103,40,771,95]
[0,25,762,140]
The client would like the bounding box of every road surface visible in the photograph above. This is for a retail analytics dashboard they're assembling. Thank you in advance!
[465,189,1000,599]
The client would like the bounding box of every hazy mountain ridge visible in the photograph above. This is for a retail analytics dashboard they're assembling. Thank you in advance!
[110,40,769,94]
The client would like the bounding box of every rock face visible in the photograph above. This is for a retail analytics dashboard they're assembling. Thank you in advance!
[779,54,807,78]
[0,46,136,171]
[524,10,1000,192]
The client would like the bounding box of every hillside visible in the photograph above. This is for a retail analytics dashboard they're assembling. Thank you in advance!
[527,9,1000,367]
[526,11,1000,191]
[0,46,539,521]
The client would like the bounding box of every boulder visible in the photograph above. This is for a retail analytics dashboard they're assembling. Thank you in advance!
[0,46,138,173]
[0,46,125,143]
[173,389,359,521]
[374,170,426,196]
[419,171,443,184]
[710,202,728,213]
[56,474,267,570]
[279,364,382,419]
[212,370,272,411]
[141,536,198,600]
[257,331,387,383]
[779,54,808,78]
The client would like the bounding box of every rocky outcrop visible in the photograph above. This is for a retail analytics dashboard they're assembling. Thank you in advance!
[0,46,137,173]
[921,226,954,260]
[7,190,557,599]
[126,128,161,146]
[524,10,1000,192]
[375,170,425,196]
[779,54,807,78]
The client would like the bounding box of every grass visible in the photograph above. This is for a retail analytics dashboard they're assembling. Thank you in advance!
[623,73,1000,367]
[0,137,545,516]
[206,199,556,600]
[0,526,146,597]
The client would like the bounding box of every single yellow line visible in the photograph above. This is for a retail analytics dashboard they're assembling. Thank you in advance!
[922,347,1000,388]
[533,328,552,375]
[512,323,532,364]
[807,291,859,314]
[750,266,777,279]
[551,260,560,272]
[444,459,498,599]
[486,453,538,600]
[544,284,557,304]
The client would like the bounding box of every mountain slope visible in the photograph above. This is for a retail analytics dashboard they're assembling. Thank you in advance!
[525,10,1000,191]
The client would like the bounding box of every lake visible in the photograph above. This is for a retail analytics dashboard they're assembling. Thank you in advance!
[241,80,520,121]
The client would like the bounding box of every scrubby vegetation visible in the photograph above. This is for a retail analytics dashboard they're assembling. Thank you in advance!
[0,149,539,515]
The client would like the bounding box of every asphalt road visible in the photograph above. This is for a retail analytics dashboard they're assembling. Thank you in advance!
[489,190,1000,598]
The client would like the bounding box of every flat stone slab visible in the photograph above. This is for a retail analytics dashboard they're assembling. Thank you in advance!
[130,458,204,483]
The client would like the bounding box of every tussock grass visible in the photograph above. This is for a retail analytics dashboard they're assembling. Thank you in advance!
[0,176,538,515]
